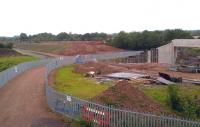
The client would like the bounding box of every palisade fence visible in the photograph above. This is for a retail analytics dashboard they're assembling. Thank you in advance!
[0,59,52,88]
[0,51,200,127]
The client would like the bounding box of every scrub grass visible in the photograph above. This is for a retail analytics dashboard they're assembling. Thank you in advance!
[141,85,200,107]
[53,65,111,99]
[14,42,69,53]
[0,56,38,72]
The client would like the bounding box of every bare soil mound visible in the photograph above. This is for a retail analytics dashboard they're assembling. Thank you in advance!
[15,41,123,56]
[58,41,123,56]
[93,81,165,115]
[74,61,128,75]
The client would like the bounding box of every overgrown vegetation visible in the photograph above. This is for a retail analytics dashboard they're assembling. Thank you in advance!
[167,85,200,119]
[53,65,111,99]
[186,48,200,56]
[141,85,200,119]
[78,119,94,127]
[0,56,38,72]
[0,43,13,49]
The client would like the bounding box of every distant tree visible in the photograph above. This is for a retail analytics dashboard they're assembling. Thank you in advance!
[56,32,72,41]
[163,29,193,42]
[109,29,193,50]
[30,33,55,42]
[112,31,129,49]
[19,33,28,42]
[70,34,82,41]
[81,32,108,41]
[0,43,4,48]
[81,33,91,41]
[0,43,13,49]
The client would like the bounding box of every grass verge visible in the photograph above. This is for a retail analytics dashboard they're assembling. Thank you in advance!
[0,56,38,72]
[53,65,111,99]
[14,42,69,53]
[140,84,200,110]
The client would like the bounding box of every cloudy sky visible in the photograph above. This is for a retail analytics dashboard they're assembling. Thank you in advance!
[0,0,199,36]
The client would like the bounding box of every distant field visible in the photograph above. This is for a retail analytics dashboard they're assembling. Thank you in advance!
[52,65,111,99]
[0,56,38,72]
[14,41,123,56]
[14,42,69,54]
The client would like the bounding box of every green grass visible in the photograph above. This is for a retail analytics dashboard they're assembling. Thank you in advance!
[53,65,111,99]
[15,42,69,53]
[141,85,168,106]
[141,85,200,107]
[0,56,38,72]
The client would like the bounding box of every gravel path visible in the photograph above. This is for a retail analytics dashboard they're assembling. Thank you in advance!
[0,67,67,127]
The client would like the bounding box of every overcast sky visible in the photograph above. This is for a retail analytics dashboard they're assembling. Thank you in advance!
[0,0,199,36]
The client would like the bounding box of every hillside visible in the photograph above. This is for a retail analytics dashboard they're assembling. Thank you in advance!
[14,41,123,56]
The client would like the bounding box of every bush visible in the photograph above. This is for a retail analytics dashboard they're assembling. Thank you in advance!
[167,85,183,112]
[196,106,200,117]
[182,96,198,118]
[0,43,13,49]
[79,119,94,127]
[167,85,200,119]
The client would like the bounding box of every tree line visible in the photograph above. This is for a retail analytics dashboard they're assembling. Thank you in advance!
[0,29,197,50]
[107,29,193,50]
[18,32,110,42]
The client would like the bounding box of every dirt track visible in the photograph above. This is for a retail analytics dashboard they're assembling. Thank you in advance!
[0,67,67,127]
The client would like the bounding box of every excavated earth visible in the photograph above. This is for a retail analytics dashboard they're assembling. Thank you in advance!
[93,81,167,115]
[55,41,124,56]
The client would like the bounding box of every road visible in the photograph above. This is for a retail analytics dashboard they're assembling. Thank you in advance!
[0,67,68,127]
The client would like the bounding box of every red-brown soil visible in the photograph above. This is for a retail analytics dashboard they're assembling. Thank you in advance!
[75,61,200,80]
[112,63,200,80]
[74,61,128,75]
[15,41,124,56]
[0,49,21,57]
[57,41,124,56]
[93,81,166,115]
[0,67,68,127]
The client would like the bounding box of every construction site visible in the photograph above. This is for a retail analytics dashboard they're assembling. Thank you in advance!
[1,0,200,125]
[1,39,200,127]
[45,39,200,121]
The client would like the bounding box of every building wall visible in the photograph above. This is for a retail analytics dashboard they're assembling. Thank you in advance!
[157,43,174,64]
[147,51,151,63]
[172,39,200,48]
